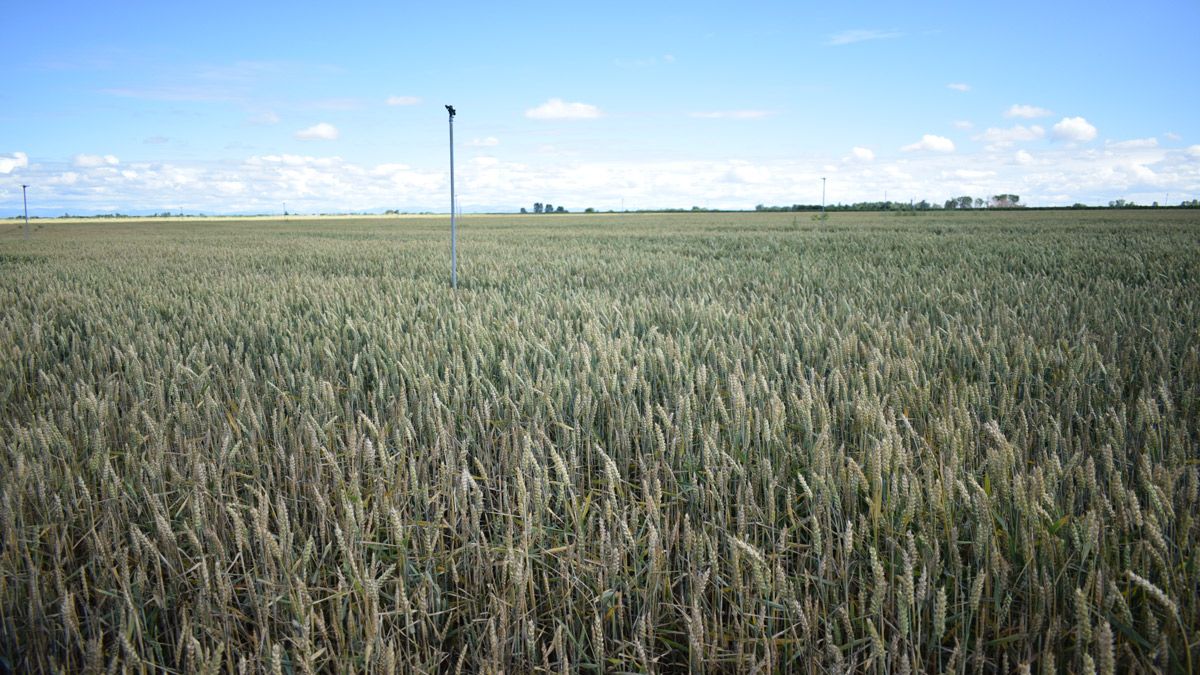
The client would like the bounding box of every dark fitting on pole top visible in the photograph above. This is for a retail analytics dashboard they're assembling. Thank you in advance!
[445,105,456,117]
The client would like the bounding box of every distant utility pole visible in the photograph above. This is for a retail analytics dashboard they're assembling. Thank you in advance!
[21,184,29,238]
[821,177,826,215]
[446,104,458,289]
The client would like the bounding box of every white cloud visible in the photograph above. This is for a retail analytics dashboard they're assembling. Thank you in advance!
[370,163,411,175]
[1108,137,1158,149]
[722,163,771,184]
[976,125,1045,147]
[1125,163,1157,184]
[74,154,120,168]
[467,137,500,147]
[0,151,28,174]
[214,181,246,195]
[946,83,971,92]
[1164,132,1181,142]
[295,123,339,141]
[951,169,995,180]
[13,136,1200,214]
[1005,104,1053,119]
[689,110,773,120]
[826,29,903,46]
[249,154,342,168]
[902,134,955,153]
[1052,116,1097,142]
[241,154,440,203]
[953,120,974,130]
[525,98,602,120]
[847,147,875,162]
[387,95,421,106]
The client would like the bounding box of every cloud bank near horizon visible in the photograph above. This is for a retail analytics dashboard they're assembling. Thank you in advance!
[4,140,1196,215]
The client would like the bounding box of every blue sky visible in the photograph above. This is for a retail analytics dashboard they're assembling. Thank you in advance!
[3,0,1198,214]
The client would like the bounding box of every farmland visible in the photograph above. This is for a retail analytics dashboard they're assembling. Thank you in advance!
[1,210,1198,672]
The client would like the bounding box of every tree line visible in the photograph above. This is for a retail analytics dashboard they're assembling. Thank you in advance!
[757,194,1024,211]
[522,203,568,214]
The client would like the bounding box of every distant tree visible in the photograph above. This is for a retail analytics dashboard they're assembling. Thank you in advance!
[544,203,553,213]
[974,198,985,209]
[916,199,930,210]
[555,206,566,213]
[533,203,543,214]
[1108,199,1126,208]
[520,207,528,214]
[955,196,974,209]
[584,207,595,213]
[991,194,1021,208]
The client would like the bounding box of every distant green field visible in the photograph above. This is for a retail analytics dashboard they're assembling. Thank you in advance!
[2,210,1198,672]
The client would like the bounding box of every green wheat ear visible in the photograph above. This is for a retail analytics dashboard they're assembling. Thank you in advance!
[0,210,1196,672]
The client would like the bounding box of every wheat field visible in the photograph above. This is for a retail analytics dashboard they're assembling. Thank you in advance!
[1,210,1198,673]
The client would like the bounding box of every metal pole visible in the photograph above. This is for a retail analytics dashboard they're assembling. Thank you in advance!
[22,185,29,238]
[446,105,457,289]
[821,177,826,215]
